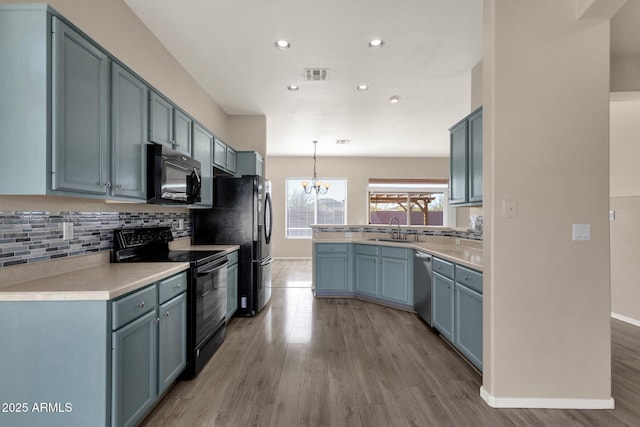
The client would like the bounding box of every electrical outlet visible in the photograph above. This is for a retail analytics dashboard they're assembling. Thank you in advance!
[178,219,184,231]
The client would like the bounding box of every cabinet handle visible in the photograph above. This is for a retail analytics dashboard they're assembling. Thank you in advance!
[464,275,469,281]
[164,311,170,317]
[116,184,122,189]
[174,283,182,289]
[103,182,112,188]
[137,301,145,309]
[154,318,160,324]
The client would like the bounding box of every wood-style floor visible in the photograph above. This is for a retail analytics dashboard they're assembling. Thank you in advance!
[141,259,640,426]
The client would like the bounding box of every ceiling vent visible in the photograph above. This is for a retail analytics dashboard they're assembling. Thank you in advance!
[304,68,328,81]
[336,139,350,145]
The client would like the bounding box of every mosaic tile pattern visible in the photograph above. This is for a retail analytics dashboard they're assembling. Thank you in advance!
[312,225,483,241]
[0,211,192,267]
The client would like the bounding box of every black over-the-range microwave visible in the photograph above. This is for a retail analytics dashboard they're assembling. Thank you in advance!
[147,143,202,205]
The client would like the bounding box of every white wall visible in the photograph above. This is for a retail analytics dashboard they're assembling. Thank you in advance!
[610,92,640,323]
[267,156,449,258]
[482,0,612,407]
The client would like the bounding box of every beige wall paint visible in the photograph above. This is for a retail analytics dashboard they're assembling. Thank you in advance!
[267,156,449,258]
[227,115,268,172]
[0,0,229,140]
[483,0,612,406]
[611,55,640,92]
[610,93,640,322]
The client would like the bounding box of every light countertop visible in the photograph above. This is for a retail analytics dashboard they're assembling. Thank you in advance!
[314,236,483,271]
[0,244,241,302]
[0,262,190,302]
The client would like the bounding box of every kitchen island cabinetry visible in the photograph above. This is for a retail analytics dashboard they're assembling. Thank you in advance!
[315,243,351,294]
[354,244,379,297]
[449,107,483,206]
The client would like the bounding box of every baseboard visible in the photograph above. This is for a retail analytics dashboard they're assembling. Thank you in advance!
[611,312,640,327]
[480,387,615,409]
[273,257,312,260]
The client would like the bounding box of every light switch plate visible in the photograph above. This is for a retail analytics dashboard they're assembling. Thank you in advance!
[572,224,590,241]
[503,199,517,219]
[63,222,73,240]
[609,210,615,220]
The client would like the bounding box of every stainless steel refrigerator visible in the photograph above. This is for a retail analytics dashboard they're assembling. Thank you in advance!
[193,175,272,316]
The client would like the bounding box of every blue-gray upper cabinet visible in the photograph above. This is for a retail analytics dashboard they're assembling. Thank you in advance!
[51,16,110,195]
[213,137,237,175]
[148,91,192,156]
[111,63,148,200]
[235,151,264,176]
[191,123,214,207]
[449,107,482,206]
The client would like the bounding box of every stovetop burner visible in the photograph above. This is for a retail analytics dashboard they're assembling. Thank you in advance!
[113,227,226,266]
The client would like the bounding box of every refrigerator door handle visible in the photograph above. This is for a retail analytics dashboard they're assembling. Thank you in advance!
[264,191,273,245]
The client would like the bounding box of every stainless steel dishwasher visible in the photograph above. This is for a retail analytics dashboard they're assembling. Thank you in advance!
[414,250,433,325]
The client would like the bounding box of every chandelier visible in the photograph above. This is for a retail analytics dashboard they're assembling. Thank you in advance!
[301,140,330,194]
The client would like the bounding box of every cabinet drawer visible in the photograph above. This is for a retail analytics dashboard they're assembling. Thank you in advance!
[354,244,378,256]
[112,284,157,330]
[316,243,349,254]
[227,250,238,266]
[158,271,187,304]
[455,265,483,294]
[380,246,408,260]
[433,258,454,279]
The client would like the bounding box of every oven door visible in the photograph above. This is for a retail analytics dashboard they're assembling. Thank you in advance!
[194,257,228,348]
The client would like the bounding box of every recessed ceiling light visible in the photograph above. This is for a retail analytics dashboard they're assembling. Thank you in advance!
[274,40,291,49]
[287,85,299,91]
[389,95,400,103]
[356,84,369,91]
[369,39,385,49]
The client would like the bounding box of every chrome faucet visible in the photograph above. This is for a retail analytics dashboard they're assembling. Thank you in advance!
[389,216,401,239]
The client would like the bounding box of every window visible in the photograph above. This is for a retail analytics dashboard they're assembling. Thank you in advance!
[368,179,449,226]
[286,178,347,238]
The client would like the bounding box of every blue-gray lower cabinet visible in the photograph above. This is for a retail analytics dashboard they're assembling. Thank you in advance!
[354,245,379,297]
[315,243,351,294]
[112,309,158,427]
[158,293,187,394]
[227,251,239,318]
[432,271,455,342]
[432,257,483,371]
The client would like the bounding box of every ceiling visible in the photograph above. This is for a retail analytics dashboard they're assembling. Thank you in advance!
[123,0,638,158]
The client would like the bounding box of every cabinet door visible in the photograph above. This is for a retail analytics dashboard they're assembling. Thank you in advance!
[380,256,409,304]
[51,17,109,194]
[226,146,237,174]
[213,138,227,169]
[158,293,187,395]
[149,91,173,147]
[192,123,213,207]
[432,272,455,342]
[449,120,468,205]
[173,109,192,156]
[468,108,483,204]
[227,261,238,318]
[317,253,349,292]
[111,63,147,200]
[454,283,483,370]
[355,254,378,297]
[112,310,157,427]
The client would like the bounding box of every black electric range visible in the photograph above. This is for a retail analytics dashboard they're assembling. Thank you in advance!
[113,227,229,379]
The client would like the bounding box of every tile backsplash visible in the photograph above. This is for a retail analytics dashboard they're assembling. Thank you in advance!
[0,211,192,268]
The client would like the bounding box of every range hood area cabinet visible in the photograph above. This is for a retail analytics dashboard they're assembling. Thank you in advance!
[148,90,192,157]
[449,107,483,206]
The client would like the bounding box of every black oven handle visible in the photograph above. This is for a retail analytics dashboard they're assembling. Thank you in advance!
[197,258,228,276]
